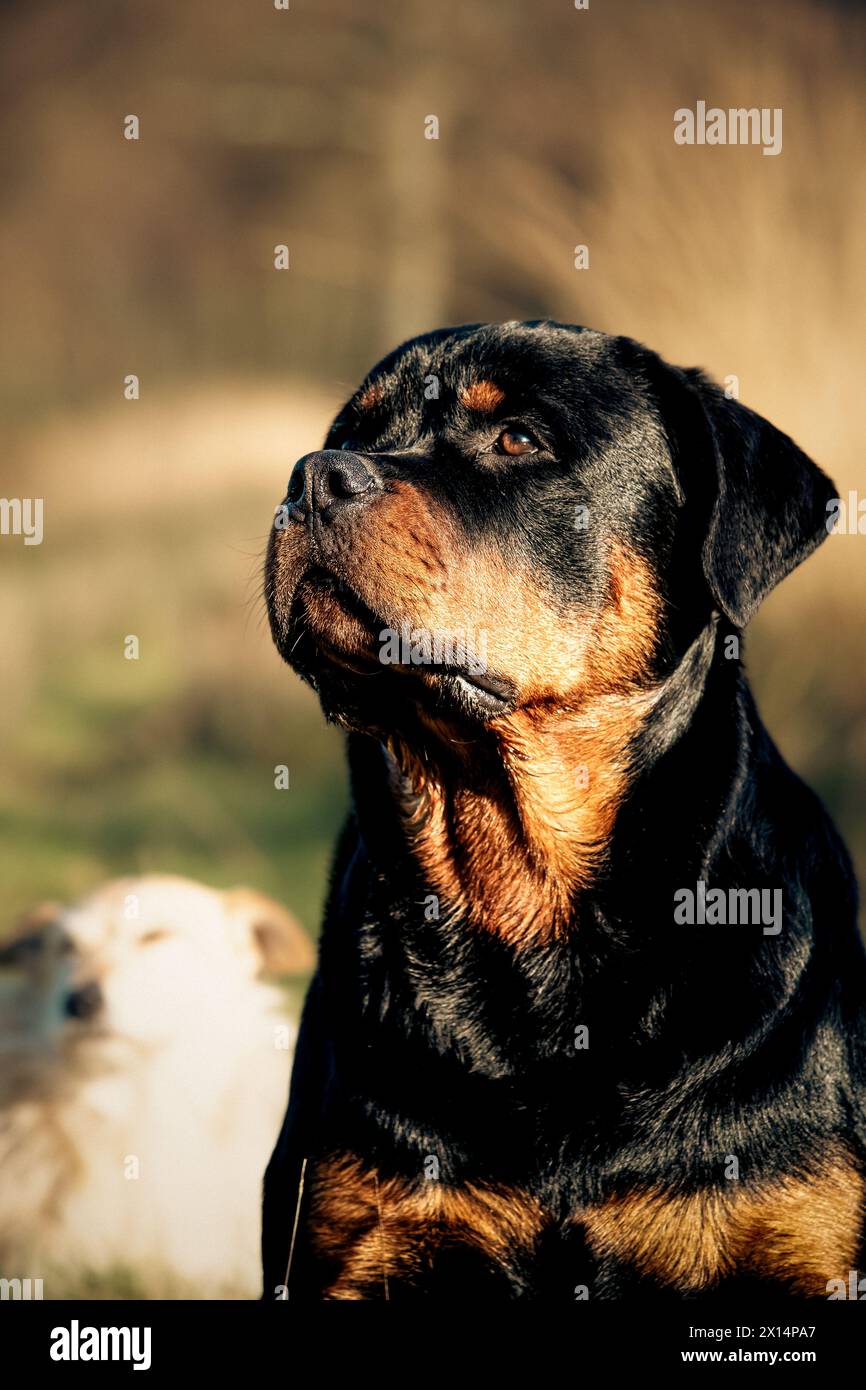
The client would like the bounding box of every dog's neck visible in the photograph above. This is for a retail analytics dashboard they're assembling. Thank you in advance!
[379,622,721,948]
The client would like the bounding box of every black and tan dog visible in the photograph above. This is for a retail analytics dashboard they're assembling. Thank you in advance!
[262,321,866,1300]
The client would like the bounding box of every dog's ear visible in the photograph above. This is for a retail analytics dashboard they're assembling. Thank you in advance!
[682,370,837,627]
[223,888,314,976]
[0,902,64,967]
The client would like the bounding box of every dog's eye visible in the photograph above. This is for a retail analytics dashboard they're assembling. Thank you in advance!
[139,928,171,946]
[494,429,538,457]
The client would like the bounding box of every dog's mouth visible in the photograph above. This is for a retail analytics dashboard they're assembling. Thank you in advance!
[289,568,383,672]
[283,567,517,723]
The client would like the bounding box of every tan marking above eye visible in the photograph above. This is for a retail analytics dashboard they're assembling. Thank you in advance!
[356,382,385,411]
[459,381,505,413]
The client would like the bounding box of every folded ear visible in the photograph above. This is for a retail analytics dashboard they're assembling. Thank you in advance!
[223,887,315,976]
[684,371,837,627]
[0,902,65,968]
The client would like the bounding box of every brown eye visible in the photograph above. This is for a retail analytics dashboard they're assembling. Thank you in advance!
[495,429,537,457]
[139,928,171,946]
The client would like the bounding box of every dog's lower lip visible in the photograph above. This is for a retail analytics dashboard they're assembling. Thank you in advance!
[301,567,381,626]
[315,639,381,676]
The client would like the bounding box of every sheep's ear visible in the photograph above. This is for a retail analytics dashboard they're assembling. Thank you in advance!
[223,888,314,976]
[687,373,837,627]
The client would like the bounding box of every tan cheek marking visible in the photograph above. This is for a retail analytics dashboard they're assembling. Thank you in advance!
[356,521,660,701]
[581,1158,865,1294]
[337,499,588,693]
[459,380,505,413]
[314,477,661,698]
[307,1154,546,1299]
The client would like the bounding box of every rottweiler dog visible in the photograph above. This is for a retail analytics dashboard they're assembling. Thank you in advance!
[262,321,866,1300]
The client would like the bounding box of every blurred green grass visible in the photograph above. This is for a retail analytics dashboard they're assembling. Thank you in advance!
[0,384,349,938]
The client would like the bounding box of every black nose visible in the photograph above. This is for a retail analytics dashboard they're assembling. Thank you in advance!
[65,981,103,1020]
[286,450,379,517]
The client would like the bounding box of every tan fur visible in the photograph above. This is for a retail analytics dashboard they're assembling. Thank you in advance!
[458,380,506,413]
[582,1157,865,1294]
[729,1159,865,1293]
[306,1153,864,1298]
[582,1187,733,1290]
[356,381,385,411]
[307,1153,547,1299]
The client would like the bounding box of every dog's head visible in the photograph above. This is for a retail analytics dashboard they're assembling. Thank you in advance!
[0,876,313,1047]
[266,322,834,744]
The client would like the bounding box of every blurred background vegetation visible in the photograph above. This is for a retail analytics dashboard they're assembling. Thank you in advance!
[1,0,865,939]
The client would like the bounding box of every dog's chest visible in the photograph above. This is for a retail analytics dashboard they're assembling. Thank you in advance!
[299,1149,864,1300]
